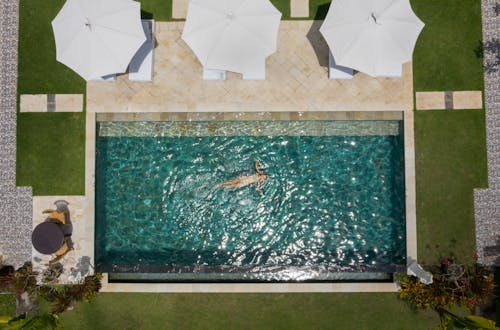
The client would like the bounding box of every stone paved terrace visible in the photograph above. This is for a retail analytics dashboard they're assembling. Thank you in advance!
[0,0,32,268]
[87,21,414,113]
[476,0,500,266]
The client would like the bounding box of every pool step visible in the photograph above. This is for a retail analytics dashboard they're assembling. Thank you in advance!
[98,120,401,137]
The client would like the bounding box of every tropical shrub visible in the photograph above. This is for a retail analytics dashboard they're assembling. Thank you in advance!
[0,265,15,293]
[39,274,103,315]
[398,255,494,312]
[0,312,62,330]
[11,263,38,295]
[437,308,500,330]
[398,254,496,329]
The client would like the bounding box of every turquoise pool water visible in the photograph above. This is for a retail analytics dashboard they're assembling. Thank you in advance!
[95,120,405,281]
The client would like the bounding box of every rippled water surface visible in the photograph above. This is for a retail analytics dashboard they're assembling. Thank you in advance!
[96,123,405,275]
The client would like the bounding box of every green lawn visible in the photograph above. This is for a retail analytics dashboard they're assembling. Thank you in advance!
[16,113,85,196]
[18,0,85,95]
[414,110,488,264]
[17,0,86,196]
[310,0,331,19]
[140,0,171,20]
[0,294,16,318]
[411,0,484,91]
[60,293,439,329]
[138,0,320,20]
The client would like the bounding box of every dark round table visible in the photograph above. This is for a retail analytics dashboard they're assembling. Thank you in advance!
[32,222,64,254]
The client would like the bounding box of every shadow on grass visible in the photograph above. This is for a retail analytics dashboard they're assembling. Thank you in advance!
[141,10,153,20]
[312,2,330,20]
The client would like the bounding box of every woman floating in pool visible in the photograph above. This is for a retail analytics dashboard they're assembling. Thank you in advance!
[217,158,267,195]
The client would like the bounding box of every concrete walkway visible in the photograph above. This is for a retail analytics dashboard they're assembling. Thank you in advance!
[415,91,483,110]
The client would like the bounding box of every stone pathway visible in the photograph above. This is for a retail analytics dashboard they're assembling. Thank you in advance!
[415,91,483,110]
[0,0,32,269]
[20,94,83,112]
[476,0,500,266]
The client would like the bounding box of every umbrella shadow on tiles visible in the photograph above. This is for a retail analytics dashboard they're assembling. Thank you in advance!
[141,9,158,50]
[69,256,94,281]
[54,199,73,237]
[306,19,330,68]
[128,18,158,75]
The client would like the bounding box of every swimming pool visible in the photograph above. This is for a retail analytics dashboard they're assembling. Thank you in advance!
[95,120,405,281]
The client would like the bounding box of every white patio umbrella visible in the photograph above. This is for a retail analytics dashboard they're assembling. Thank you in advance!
[319,0,424,77]
[52,0,146,80]
[181,0,282,75]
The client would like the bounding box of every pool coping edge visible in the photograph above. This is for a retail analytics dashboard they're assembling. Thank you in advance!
[88,111,415,292]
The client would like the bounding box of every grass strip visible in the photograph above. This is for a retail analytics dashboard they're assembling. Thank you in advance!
[16,113,85,196]
[414,110,488,264]
[60,293,439,329]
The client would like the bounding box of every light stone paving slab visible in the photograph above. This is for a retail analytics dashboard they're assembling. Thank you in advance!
[20,95,46,112]
[20,94,83,112]
[415,91,445,110]
[404,111,417,265]
[96,111,403,122]
[31,196,94,284]
[291,0,309,18]
[100,273,399,292]
[172,0,188,19]
[87,21,414,113]
[452,91,483,109]
[53,94,83,112]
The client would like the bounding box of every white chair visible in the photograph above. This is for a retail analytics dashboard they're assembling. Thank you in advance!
[242,59,266,80]
[203,68,226,80]
[129,19,155,81]
[90,74,116,81]
[407,261,433,284]
[329,51,353,80]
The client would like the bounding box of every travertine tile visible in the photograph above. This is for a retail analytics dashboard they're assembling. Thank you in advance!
[20,94,83,112]
[172,0,188,19]
[56,94,83,112]
[415,91,445,110]
[452,91,483,109]
[87,21,412,114]
[100,280,399,292]
[32,196,94,284]
[20,95,47,112]
[404,111,417,263]
[291,0,309,18]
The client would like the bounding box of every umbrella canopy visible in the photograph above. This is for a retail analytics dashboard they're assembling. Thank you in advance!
[52,0,146,80]
[181,0,282,75]
[319,0,424,77]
